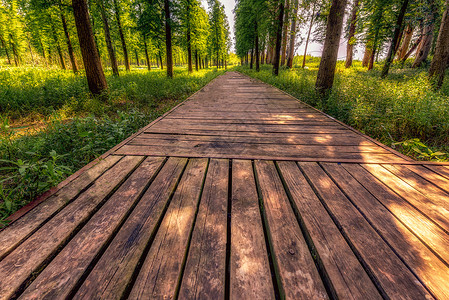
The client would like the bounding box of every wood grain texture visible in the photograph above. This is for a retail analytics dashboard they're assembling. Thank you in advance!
[74,157,187,300]
[0,155,121,260]
[129,158,208,299]
[254,160,328,299]
[229,160,275,299]
[299,162,433,300]
[323,162,449,299]
[277,161,380,299]
[0,155,143,300]
[178,159,228,299]
[19,157,165,299]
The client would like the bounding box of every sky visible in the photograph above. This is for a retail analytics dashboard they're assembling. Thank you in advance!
[200,0,364,60]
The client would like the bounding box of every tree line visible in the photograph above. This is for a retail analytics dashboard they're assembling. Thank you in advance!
[234,0,449,92]
[0,0,231,93]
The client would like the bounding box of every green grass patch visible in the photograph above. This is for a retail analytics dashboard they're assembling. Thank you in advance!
[236,60,449,161]
[0,66,224,226]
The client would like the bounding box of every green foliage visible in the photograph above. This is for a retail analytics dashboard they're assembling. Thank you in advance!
[237,61,449,161]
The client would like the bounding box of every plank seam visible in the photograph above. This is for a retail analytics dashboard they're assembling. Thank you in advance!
[318,162,437,299]
[296,162,389,299]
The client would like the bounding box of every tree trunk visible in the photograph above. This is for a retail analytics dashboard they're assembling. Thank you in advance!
[144,37,151,70]
[250,46,254,69]
[280,0,290,66]
[429,0,449,88]
[99,0,119,76]
[397,24,413,60]
[59,0,78,73]
[400,34,421,64]
[255,21,260,72]
[186,0,193,73]
[368,37,378,70]
[49,22,65,69]
[28,38,34,64]
[273,0,285,75]
[0,35,11,65]
[345,0,360,68]
[195,49,198,71]
[72,0,108,95]
[315,0,347,94]
[113,0,130,71]
[413,0,437,68]
[302,1,316,68]
[362,42,372,67]
[164,0,173,77]
[286,0,299,68]
[381,0,409,78]
[135,49,139,66]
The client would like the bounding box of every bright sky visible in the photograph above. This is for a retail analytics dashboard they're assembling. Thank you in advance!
[201,0,364,60]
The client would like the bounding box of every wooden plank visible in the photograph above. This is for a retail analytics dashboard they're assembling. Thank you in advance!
[228,160,275,299]
[0,155,121,260]
[341,163,449,266]
[322,162,449,299]
[129,158,208,299]
[299,162,433,299]
[19,157,165,299]
[427,165,449,179]
[405,165,449,193]
[115,145,405,163]
[128,139,390,154]
[160,118,337,126]
[362,164,449,233]
[277,161,381,299]
[135,133,373,146]
[254,160,328,299]
[73,157,187,299]
[178,159,229,299]
[0,155,143,300]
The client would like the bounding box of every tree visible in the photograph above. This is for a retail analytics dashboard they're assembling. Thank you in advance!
[97,0,119,76]
[315,0,347,94]
[302,0,317,68]
[164,0,173,77]
[272,0,284,75]
[286,0,298,68]
[381,0,409,78]
[412,0,437,67]
[113,0,130,71]
[429,0,449,88]
[72,0,108,95]
[345,0,360,68]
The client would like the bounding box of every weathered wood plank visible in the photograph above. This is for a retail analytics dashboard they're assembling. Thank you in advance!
[254,160,328,299]
[19,157,165,299]
[362,164,449,233]
[229,160,275,299]
[73,157,187,299]
[299,162,433,299]
[0,155,143,300]
[277,161,381,299]
[323,162,449,299]
[0,155,121,260]
[405,164,449,193]
[342,163,449,266]
[129,158,208,299]
[178,159,228,299]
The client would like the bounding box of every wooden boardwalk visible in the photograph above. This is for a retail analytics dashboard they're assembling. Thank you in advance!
[1,72,449,299]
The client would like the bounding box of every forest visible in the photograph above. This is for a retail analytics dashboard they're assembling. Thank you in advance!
[0,0,449,223]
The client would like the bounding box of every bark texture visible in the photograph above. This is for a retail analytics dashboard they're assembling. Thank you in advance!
[164,0,173,77]
[413,0,437,68]
[99,0,119,76]
[72,0,108,95]
[286,0,298,68]
[272,0,284,75]
[113,0,130,71]
[59,0,78,73]
[397,24,413,60]
[345,0,359,68]
[315,0,347,94]
[280,0,290,65]
[429,0,449,88]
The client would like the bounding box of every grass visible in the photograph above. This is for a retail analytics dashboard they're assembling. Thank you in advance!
[0,66,225,226]
[236,58,449,161]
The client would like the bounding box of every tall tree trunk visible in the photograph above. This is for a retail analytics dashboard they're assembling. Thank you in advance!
[362,41,372,67]
[8,34,19,66]
[273,0,285,75]
[302,1,316,68]
[164,0,173,77]
[286,0,299,68]
[195,49,199,71]
[72,0,108,95]
[49,22,65,69]
[113,0,130,71]
[429,0,449,88]
[381,0,409,78]
[368,36,378,70]
[28,38,34,64]
[250,46,254,69]
[187,0,193,73]
[413,0,437,68]
[280,0,290,66]
[400,34,421,64]
[144,37,151,70]
[135,49,139,66]
[59,0,78,73]
[255,21,260,72]
[345,0,360,68]
[0,35,11,65]
[397,24,413,60]
[98,0,119,76]
[315,0,347,94]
